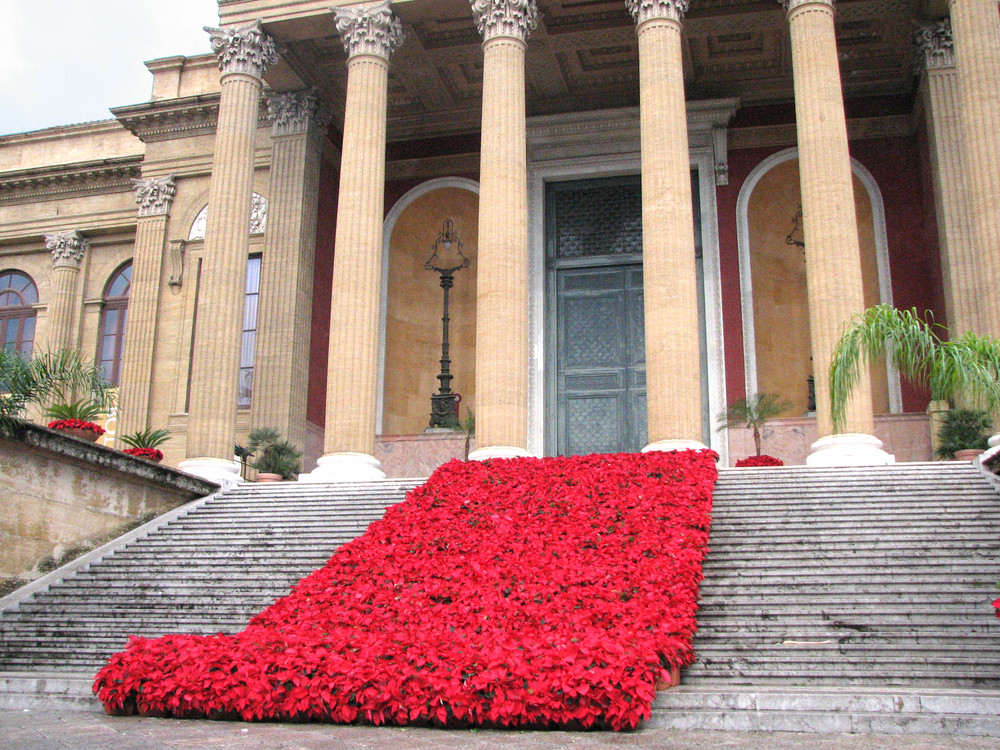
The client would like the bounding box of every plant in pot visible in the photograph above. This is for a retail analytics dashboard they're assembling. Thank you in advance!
[936,408,991,460]
[120,428,171,463]
[44,399,107,442]
[716,391,790,466]
[247,427,302,482]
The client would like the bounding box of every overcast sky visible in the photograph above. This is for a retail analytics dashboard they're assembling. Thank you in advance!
[0,0,221,135]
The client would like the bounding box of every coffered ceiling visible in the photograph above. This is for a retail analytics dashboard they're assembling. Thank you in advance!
[262,0,941,142]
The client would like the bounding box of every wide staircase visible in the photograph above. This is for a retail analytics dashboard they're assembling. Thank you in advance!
[2,462,999,735]
[0,478,421,709]
[652,461,1000,735]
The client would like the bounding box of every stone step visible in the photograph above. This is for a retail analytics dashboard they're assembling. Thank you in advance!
[0,673,98,712]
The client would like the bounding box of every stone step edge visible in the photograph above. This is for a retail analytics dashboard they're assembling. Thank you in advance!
[0,671,103,712]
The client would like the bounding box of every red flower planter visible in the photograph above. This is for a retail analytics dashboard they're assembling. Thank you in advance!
[48,419,104,442]
[123,447,163,464]
[735,455,784,468]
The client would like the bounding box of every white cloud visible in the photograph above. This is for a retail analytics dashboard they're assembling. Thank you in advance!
[0,0,220,135]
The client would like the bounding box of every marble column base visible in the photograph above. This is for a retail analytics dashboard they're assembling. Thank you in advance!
[468,446,531,462]
[178,457,243,490]
[642,439,710,454]
[298,452,386,483]
[806,433,895,466]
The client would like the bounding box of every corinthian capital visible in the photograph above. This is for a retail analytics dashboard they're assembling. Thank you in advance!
[625,0,689,26]
[335,1,405,61]
[205,20,281,79]
[915,17,954,71]
[778,0,834,12]
[134,176,177,217]
[470,0,539,43]
[266,90,330,136]
[45,230,89,269]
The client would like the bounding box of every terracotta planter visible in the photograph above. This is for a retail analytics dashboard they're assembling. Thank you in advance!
[655,665,681,691]
[256,472,283,483]
[954,448,985,462]
[55,427,101,443]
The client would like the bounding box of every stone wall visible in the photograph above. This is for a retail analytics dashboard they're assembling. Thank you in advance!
[0,422,216,585]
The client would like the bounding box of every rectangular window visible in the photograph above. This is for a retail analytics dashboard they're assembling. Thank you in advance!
[238,255,262,407]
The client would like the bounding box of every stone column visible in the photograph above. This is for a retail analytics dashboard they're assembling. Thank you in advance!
[625,0,705,453]
[465,0,537,461]
[117,176,176,442]
[781,0,891,465]
[251,91,326,455]
[181,21,279,487]
[917,19,979,336]
[949,0,1000,338]
[300,1,403,483]
[43,231,88,352]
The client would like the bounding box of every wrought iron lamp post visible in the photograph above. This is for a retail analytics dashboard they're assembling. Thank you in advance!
[425,219,470,428]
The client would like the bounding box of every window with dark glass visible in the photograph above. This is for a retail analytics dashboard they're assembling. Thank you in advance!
[97,263,131,386]
[0,270,39,358]
[239,255,261,407]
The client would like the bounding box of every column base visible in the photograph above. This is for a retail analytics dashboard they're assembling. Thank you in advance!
[806,433,895,466]
[298,452,386,483]
[468,446,531,462]
[977,434,1000,466]
[178,457,243,490]
[642,439,709,454]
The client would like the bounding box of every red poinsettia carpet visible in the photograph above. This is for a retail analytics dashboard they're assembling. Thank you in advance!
[94,449,717,730]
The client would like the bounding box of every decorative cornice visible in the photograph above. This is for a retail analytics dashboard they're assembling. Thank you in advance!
[915,17,954,72]
[470,0,539,43]
[625,0,689,26]
[778,0,834,12]
[334,1,405,61]
[113,96,221,143]
[45,230,89,269]
[266,90,330,136]
[134,176,177,217]
[0,157,142,206]
[205,19,281,79]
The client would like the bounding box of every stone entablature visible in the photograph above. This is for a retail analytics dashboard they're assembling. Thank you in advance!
[113,95,223,143]
[0,157,141,205]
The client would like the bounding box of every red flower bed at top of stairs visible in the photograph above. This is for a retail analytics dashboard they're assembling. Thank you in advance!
[94,449,717,731]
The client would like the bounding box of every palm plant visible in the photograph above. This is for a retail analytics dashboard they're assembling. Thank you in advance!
[829,305,1000,432]
[247,427,302,480]
[716,392,791,457]
[0,348,113,437]
[120,428,171,450]
[44,399,105,422]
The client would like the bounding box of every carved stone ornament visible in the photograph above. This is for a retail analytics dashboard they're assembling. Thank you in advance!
[266,90,329,136]
[778,0,834,12]
[205,19,281,79]
[470,0,539,42]
[45,230,89,269]
[915,17,954,71]
[334,1,405,61]
[133,175,177,217]
[625,0,689,26]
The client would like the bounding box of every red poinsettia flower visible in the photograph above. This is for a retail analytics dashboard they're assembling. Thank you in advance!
[93,449,718,731]
[48,418,105,436]
[123,447,163,462]
[735,454,783,467]
[993,598,1000,622]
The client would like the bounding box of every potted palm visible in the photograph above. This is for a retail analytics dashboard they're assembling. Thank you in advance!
[936,408,991,461]
[44,399,107,442]
[717,391,790,466]
[120,428,171,463]
[247,427,302,482]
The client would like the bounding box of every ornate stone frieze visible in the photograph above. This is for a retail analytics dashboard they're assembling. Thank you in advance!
[45,230,89,269]
[134,176,177,217]
[334,1,405,61]
[778,0,834,12]
[915,18,954,71]
[625,0,689,26]
[205,19,281,79]
[470,0,539,42]
[266,90,330,137]
[0,157,140,206]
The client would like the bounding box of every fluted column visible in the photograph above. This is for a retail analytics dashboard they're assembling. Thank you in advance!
[465,0,537,461]
[625,0,705,453]
[949,0,1000,338]
[43,231,88,352]
[781,0,891,465]
[251,91,326,454]
[917,19,979,336]
[181,21,279,487]
[117,176,176,442]
[301,1,403,482]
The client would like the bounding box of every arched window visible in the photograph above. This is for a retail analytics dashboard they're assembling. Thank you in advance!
[97,263,131,386]
[0,270,38,357]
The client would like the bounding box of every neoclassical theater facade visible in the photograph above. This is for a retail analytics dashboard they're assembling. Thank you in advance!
[1,0,997,484]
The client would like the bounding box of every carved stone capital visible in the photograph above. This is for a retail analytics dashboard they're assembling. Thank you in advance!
[266,90,330,136]
[778,0,834,12]
[133,175,177,217]
[915,17,954,71]
[470,0,539,43]
[205,20,280,79]
[334,1,405,61]
[625,0,689,26]
[45,230,89,269]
